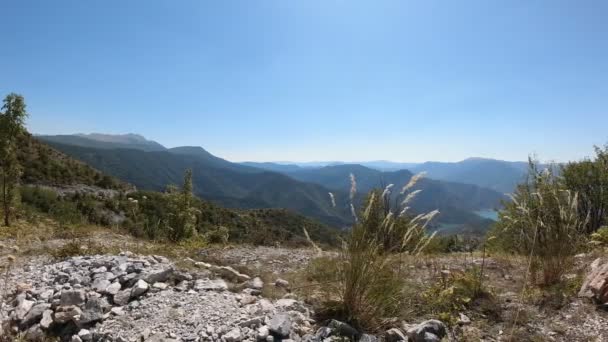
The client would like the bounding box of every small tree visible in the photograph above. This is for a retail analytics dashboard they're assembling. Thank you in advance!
[0,93,28,226]
[167,169,199,241]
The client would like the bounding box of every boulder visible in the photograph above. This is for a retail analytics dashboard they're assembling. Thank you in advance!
[131,279,149,298]
[407,320,447,342]
[54,306,83,324]
[77,297,106,325]
[579,258,608,302]
[194,278,228,292]
[328,319,359,338]
[106,282,122,295]
[113,289,131,306]
[386,328,408,342]
[224,327,242,342]
[268,313,291,337]
[60,289,86,306]
[275,279,289,289]
[14,295,35,321]
[40,309,54,329]
[21,303,51,327]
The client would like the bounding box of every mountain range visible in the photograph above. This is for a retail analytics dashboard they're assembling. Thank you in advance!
[35,133,519,233]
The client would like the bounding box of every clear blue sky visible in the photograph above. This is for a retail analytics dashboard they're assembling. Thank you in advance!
[2,1,607,162]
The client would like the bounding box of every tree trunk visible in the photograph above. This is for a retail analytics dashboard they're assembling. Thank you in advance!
[2,171,8,227]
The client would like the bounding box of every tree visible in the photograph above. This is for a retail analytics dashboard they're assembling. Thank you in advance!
[0,93,28,226]
[167,169,198,241]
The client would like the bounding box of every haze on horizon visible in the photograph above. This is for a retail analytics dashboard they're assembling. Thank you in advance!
[2,1,607,163]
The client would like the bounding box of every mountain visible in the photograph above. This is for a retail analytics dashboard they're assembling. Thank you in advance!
[37,133,167,152]
[39,140,353,227]
[283,164,506,225]
[241,162,304,173]
[17,132,126,189]
[409,158,528,193]
[37,133,509,233]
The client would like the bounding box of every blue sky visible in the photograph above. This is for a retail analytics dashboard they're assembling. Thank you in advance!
[2,1,607,162]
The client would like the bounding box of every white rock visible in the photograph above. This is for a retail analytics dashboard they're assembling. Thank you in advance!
[130,279,149,298]
[106,282,122,295]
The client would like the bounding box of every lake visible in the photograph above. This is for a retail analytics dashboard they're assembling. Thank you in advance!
[474,209,499,221]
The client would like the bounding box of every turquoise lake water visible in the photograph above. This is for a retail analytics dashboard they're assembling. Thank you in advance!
[474,209,499,221]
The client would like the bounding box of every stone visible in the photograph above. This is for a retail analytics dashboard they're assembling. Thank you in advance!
[40,309,54,329]
[268,313,291,338]
[54,305,83,324]
[14,295,35,321]
[328,319,359,338]
[275,278,289,288]
[113,289,131,306]
[360,334,379,342]
[194,278,228,291]
[257,325,270,340]
[106,282,122,295]
[239,316,263,328]
[579,258,608,302]
[110,306,125,316]
[250,277,264,290]
[71,335,83,342]
[458,313,471,325]
[153,282,169,290]
[217,265,251,282]
[77,297,106,325]
[92,278,112,293]
[143,267,174,284]
[275,298,305,313]
[386,328,407,342]
[39,289,55,301]
[22,302,51,327]
[78,328,92,341]
[25,324,46,341]
[60,289,86,306]
[408,320,447,342]
[131,279,149,298]
[224,327,242,342]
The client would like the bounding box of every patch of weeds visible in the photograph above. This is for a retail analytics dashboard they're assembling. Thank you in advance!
[421,266,497,325]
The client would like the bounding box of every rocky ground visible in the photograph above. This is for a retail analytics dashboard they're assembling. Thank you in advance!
[0,230,607,341]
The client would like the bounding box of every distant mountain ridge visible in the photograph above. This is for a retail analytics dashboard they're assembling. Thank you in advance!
[244,158,530,193]
[38,133,167,152]
[37,133,512,233]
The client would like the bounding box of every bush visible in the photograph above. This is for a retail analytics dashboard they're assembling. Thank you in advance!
[313,185,438,332]
[421,267,494,324]
[590,226,608,247]
[490,160,587,285]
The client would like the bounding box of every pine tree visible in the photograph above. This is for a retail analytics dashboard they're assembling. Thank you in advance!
[0,93,28,226]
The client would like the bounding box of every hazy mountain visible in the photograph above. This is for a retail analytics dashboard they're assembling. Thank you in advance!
[284,164,506,225]
[261,158,530,193]
[40,140,353,227]
[39,134,510,233]
[241,162,304,173]
[409,158,528,193]
[37,133,167,152]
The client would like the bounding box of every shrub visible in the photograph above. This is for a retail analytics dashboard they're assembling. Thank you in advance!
[491,160,588,285]
[421,267,494,324]
[590,226,608,247]
[314,180,438,332]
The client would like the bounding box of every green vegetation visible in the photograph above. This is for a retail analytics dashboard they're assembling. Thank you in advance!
[421,267,494,324]
[490,160,587,285]
[312,182,438,331]
[561,145,608,233]
[0,93,28,226]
